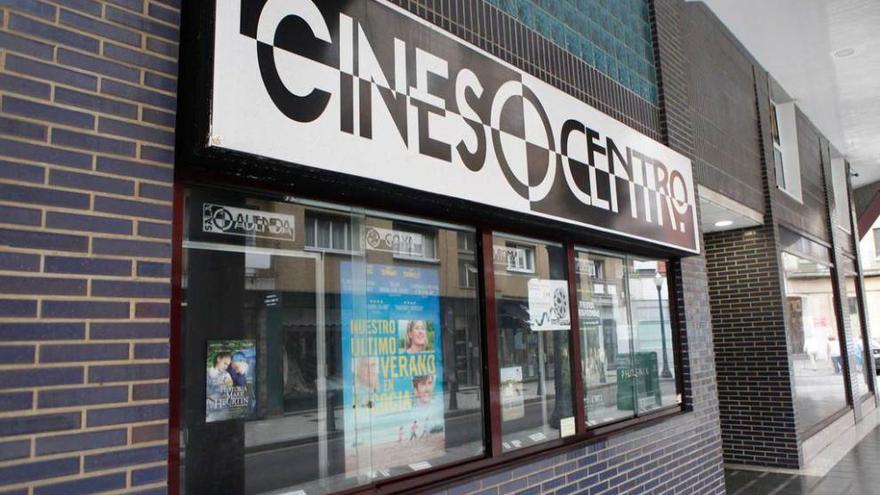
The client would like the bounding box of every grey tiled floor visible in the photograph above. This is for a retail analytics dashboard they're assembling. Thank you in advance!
[725,427,880,494]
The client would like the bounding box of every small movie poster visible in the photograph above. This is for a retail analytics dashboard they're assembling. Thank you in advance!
[206,339,256,423]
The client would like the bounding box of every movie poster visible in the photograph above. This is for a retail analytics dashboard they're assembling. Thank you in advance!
[340,262,444,473]
[205,340,257,422]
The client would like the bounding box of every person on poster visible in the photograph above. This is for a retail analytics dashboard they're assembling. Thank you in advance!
[207,351,233,388]
[228,352,249,387]
[355,357,379,392]
[405,320,429,353]
[409,420,419,441]
[413,374,436,406]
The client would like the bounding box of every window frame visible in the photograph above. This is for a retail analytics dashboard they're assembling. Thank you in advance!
[769,99,804,203]
[390,221,440,263]
[303,210,361,256]
[501,242,536,274]
[458,259,478,289]
[171,182,688,495]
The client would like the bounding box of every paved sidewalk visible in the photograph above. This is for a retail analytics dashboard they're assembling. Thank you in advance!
[725,426,880,494]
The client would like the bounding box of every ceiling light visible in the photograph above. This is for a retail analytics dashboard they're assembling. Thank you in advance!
[714,220,733,227]
[833,48,856,58]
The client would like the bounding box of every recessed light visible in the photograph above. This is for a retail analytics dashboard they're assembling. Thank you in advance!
[833,48,856,58]
[714,220,733,227]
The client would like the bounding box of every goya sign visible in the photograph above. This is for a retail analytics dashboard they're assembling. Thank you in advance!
[210,0,700,253]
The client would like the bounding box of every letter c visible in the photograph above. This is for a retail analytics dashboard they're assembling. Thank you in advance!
[256,0,332,122]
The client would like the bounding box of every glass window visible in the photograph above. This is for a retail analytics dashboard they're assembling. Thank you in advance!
[502,243,535,273]
[181,188,485,494]
[391,223,437,261]
[305,212,355,253]
[770,101,803,201]
[874,229,880,258]
[493,234,574,451]
[458,260,477,289]
[846,277,871,398]
[457,233,478,289]
[782,252,848,434]
[770,101,786,190]
[575,251,635,426]
[627,258,678,414]
[457,232,475,253]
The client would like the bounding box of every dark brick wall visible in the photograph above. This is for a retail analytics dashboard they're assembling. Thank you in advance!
[705,225,800,468]
[682,3,764,214]
[700,55,805,470]
[0,0,176,492]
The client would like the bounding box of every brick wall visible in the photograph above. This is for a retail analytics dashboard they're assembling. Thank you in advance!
[682,2,764,214]
[0,0,177,493]
[704,225,800,468]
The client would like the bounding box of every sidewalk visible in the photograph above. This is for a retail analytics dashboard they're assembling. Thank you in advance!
[725,426,880,494]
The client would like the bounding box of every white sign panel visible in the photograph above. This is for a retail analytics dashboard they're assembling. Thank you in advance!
[202,203,295,241]
[210,0,700,253]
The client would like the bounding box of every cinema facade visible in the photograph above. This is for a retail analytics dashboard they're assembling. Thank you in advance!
[0,0,871,494]
[171,0,719,493]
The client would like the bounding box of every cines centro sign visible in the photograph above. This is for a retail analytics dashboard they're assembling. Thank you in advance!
[210,0,700,253]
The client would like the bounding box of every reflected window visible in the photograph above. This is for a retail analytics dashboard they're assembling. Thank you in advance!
[391,223,437,261]
[181,189,485,495]
[305,212,354,253]
[457,232,475,253]
[457,233,478,289]
[503,243,535,273]
[493,234,573,451]
[782,251,848,434]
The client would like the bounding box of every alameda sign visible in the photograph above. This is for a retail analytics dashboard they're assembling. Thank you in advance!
[210,0,700,253]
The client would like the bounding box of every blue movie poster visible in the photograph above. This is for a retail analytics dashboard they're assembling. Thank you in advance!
[205,339,257,422]
[340,262,444,473]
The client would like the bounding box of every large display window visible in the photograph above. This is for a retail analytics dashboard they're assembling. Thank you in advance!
[181,189,485,494]
[177,187,685,494]
[845,275,871,398]
[492,234,574,451]
[782,251,848,434]
[575,251,678,427]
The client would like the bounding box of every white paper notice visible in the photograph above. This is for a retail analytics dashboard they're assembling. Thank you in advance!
[529,432,547,442]
[409,461,432,471]
[527,279,570,331]
[560,417,576,438]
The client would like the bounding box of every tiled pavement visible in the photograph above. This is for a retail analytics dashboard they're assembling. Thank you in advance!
[725,427,880,494]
